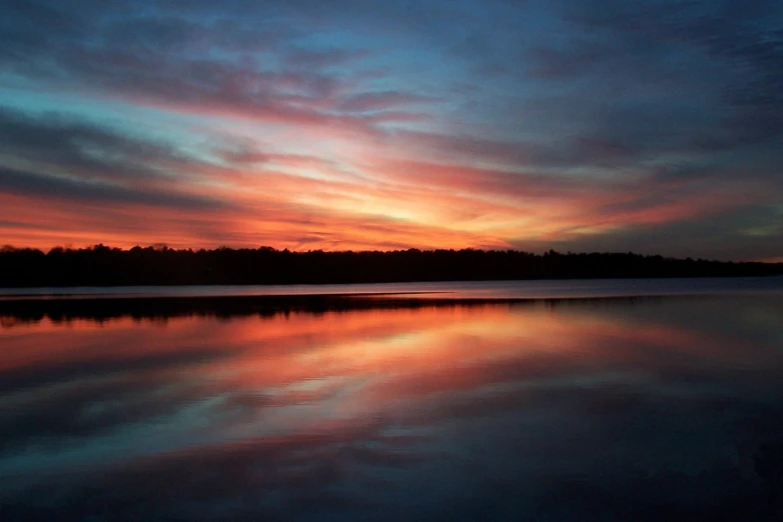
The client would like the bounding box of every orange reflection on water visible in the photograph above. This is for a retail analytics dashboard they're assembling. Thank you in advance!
[1,300,766,401]
[3,296,783,521]
[2,299,763,435]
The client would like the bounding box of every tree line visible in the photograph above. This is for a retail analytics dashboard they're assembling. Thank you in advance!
[0,244,781,287]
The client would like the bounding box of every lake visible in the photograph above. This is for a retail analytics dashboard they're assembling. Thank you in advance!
[2,278,783,521]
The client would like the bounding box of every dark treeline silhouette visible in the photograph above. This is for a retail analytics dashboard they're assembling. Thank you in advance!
[0,295,659,326]
[1,244,781,287]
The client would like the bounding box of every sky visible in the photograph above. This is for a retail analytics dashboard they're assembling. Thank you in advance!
[0,0,782,260]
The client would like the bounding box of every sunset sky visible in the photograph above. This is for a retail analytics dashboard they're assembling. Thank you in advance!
[1,0,782,260]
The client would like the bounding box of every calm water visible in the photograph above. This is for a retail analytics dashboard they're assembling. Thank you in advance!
[2,281,783,520]
[2,275,782,299]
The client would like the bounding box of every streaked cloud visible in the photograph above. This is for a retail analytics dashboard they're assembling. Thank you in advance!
[0,0,781,259]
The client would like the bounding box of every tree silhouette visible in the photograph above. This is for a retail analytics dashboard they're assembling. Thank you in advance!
[0,245,780,287]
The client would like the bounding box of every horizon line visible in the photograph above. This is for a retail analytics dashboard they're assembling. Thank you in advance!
[2,243,782,265]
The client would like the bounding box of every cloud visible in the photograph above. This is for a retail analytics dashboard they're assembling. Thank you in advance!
[0,0,781,258]
[0,166,226,211]
[339,91,434,113]
[516,204,783,261]
[0,106,193,183]
[0,2,431,134]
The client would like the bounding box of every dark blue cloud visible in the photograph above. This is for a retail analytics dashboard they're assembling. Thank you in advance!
[0,106,186,182]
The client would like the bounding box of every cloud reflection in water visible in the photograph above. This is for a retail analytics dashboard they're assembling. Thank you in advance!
[1,295,783,520]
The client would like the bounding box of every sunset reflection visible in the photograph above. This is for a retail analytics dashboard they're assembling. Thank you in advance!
[2,296,783,520]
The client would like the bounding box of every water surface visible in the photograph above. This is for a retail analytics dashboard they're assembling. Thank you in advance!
[1,283,783,520]
[2,275,782,299]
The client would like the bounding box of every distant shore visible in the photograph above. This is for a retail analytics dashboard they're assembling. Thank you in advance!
[1,245,781,288]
